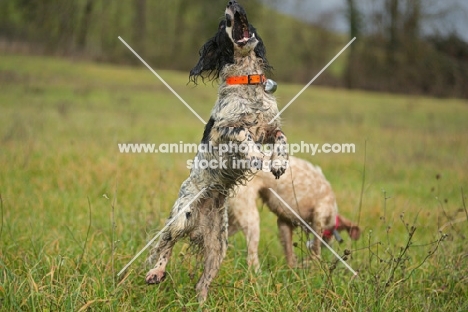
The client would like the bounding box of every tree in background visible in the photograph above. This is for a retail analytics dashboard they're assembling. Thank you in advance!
[344,0,468,98]
[0,0,467,98]
[386,0,399,65]
[76,0,94,51]
[133,0,146,58]
[344,0,362,89]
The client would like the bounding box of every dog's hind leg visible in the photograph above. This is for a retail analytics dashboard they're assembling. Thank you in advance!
[195,193,228,302]
[145,231,175,284]
[145,179,199,284]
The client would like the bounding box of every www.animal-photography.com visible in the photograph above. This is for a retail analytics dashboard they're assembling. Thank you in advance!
[1,0,467,311]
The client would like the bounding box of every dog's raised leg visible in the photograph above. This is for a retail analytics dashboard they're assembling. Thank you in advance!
[194,193,228,302]
[211,126,264,163]
[270,129,288,179]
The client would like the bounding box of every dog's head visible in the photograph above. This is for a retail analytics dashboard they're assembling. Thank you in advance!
[224,1,258,51]
[322,215,361,243]
[189,0,270,84]
[336,215,361,240]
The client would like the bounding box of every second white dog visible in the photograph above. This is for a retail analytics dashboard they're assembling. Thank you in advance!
[227,156,360,269]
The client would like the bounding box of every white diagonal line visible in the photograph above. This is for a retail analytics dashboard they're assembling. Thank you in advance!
[117,187,206,276]
[268,188,358,276]
[118,36,207,125]
[269,37,356,124]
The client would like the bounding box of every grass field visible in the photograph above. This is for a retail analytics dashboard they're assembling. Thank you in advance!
[1,53,467,311]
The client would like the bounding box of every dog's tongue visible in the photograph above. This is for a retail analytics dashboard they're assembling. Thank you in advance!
[243,29,249,39]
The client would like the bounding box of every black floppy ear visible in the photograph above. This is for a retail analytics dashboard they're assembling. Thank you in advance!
[250,25,273,75]
[189,35,220,84]
[189,20,234,84]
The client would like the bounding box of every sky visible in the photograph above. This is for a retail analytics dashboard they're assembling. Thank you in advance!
[263,0,468,42]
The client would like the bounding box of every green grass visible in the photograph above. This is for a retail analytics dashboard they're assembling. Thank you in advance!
[1,53,467,311]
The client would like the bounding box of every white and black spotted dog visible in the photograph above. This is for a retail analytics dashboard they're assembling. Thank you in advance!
[145,1,288,302]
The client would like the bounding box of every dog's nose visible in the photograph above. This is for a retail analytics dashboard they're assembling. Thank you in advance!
[227,1,237,7]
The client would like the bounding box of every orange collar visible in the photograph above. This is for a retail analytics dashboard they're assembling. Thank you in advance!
[226,74,266,85]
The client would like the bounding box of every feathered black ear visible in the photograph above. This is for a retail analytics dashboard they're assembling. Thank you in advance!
[250,25,273,75]
[189,20,234,84]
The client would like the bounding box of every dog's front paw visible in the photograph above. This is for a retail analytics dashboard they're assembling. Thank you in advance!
[240,132,264,159]
[145,268,167,284]
[270,157,288,179]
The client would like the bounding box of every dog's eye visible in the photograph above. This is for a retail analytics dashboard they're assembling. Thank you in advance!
[225,14,232,27]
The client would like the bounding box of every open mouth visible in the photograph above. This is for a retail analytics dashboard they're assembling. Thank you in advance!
[232,11,251,45]
[226,2,254,46]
